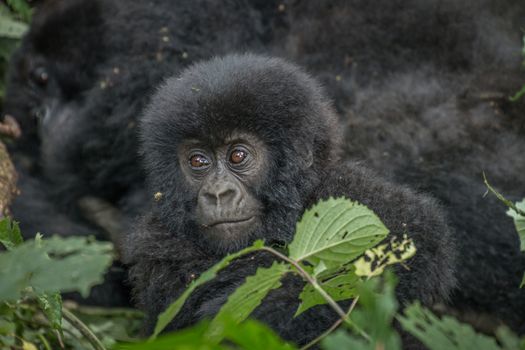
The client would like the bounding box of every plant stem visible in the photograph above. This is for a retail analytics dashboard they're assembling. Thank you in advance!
[36,333,52,350]
[62,308,106,350]
[261,247,348,319]
[261,247,369,341]
[63,301,144,319]
[300,295,361,350]
[483,172,525,216]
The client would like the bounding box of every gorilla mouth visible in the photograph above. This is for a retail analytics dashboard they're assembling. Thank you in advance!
[207,216,255,227]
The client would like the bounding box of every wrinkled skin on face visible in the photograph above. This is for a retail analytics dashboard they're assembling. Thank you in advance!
[178,132,268,252]
[139,54,343,255]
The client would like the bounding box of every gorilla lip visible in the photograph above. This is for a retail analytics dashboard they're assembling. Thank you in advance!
[206,216,254,227]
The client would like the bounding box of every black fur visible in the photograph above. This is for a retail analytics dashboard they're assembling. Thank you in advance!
[273,0,525,331]
[2,0,271,307]
[125,54,456,346]
[3,0,269,238]
[2,0,524,338]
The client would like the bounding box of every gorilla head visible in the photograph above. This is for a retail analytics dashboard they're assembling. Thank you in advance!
[140,54,342,254]
[3,0,106,149]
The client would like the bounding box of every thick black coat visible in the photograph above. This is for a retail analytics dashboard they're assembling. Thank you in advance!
[2,0,272,307]
[3,0,270,239]
[125,54,456,346]
[274,0,525,331]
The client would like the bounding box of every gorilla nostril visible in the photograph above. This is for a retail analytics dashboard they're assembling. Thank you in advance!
[216,188,236,203]
[203,187,237,207]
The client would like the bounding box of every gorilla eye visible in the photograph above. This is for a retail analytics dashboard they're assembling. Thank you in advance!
[30,67,49,87]
[229,149,247,164]
[189,154,210,169]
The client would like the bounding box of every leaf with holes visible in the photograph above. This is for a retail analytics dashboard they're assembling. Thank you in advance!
[354,235,416,277]
[288,197,389,268]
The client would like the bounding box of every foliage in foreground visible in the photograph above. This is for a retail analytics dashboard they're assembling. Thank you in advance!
[0,219,142,349]
[2,195,525,350]
[0,0,31,104]
[484,174,525,286]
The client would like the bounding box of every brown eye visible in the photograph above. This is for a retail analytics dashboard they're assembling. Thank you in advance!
[189,154,210,168]
[230,149,247,164]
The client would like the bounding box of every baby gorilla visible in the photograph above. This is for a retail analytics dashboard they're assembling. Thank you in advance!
[125,54,456,346]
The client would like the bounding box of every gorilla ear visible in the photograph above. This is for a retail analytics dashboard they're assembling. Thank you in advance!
[294,142,314,169]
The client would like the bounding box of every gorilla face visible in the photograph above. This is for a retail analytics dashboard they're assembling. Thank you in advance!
[178,132,267,251]
[140,54,343,255]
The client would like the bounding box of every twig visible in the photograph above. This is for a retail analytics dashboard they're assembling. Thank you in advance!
[483,172,525,216]
[36,333,52,350]
[55,329,65,349]
[261,246,370,340]
[62,308,106,350]
[300,290,362,350]
[63,301,144,319]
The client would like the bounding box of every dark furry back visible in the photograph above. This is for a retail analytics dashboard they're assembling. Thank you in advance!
[271,0,525,332]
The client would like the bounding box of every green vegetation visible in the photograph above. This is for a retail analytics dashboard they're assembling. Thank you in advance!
[0,0,31,103]
[484,174,525,287]
[2,196,524,350]
[0,218,143,349]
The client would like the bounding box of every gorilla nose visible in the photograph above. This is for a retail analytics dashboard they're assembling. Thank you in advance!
[201,185,239,208]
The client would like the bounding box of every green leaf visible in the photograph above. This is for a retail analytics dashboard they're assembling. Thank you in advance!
[288,198,389,268]
[37,292,62,331]
[0,236,113,300]
[322,273,401,350]
[222,318,297,350]
[37,292,63,331]
[115,317,296,350]
[0,218,23,250]
[322,329,371,350]
[0,9,28,39]
[483,174,525,218]
[510,85,525,102]
[295,267,359,317]
[152,240,265,339]
[496,327,525,350]
[6,0,32,23]
[209,262,289,337]
[354,235,416,277]
[350,273,401,349]
[506,199,525,251]
[399,302,502,350]
[114,321,223,350]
